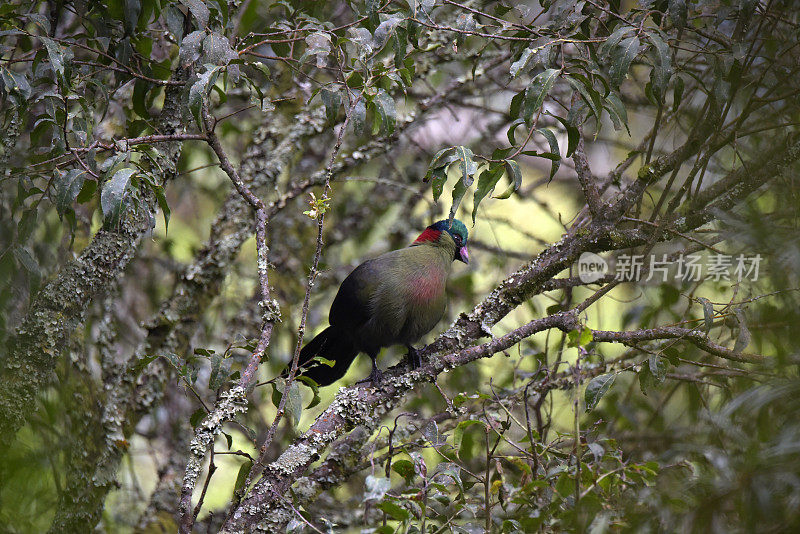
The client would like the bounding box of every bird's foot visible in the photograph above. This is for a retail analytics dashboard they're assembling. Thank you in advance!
[356,366,383,388]
[405,346,422,370]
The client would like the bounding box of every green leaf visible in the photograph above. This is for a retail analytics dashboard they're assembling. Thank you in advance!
[101,168,136,227]
[41,36,67,78]
[285,381,303,426]
[672,75,685,112]
[579,327,594,346]
[599,25,632,58]
[410,451,427,478]
[165,6,185,43]
[392,28,406,69]
[130,354,157,376]
[522,68,559,124]
[733,308,751,354]
[0,66,32,101]
[364,475,391,502]
[668,0,688,30]
[430,166,447,202]
[453,420,484,452]
[161,352,183,373]
[296,375,321,409]
[509,89,525,119]
[188,67,221,130]
[347,27,373,58]
[422,420,446,447]
[17,209,37,243]
[566,74,602,123]
[506,118,526,146]
[270,380,283,408]
[699,297,714,333]
[373,15,403,49]
[567,328,593,347]
[180,0,209,28]
[203,32,238,66]
[312,356,335,368]
[496,159,522,200]
[123,0,141,34]
[392,459,415,481]
[321,87,341,125]
[585,373,615,411]
[663,347,680,366]
[609,36,640,87]
[648,355,667,383]
[55,169,86,218]
[425,147,459,202]
[190,408,206,429]
[373,89,396,135]
[449,174,468,221]
[605,92,630,135]
[454,146,476,187]
[550,114,579,157]
[567,98,587,129]
[536,128,560,181]
[179,31,204,67]
[472,164,505,222]
[555,473,574,497]
[376,500,410,521]
[427,146,457,172]
[510,47,534,78]
[638,363,656,396]
[352,94,367,135]
[153,184,170,232]
[14,246,40,282]
[648,32,672,101]
[209,354,225,390]
[232,460,254,497]
[433,462,463,492]
[132,79,151,118]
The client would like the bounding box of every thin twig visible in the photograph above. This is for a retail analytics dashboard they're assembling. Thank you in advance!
[242,94,363,494]
[192,448,216,521]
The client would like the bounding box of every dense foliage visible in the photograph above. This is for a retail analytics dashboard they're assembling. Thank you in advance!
[1,0,799,532]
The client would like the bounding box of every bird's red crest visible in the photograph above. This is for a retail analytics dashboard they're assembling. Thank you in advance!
[413,228,442,244]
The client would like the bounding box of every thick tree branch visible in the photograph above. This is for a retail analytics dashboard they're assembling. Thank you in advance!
[0,66,190,454]
[44,66,192,532]
[222,311,578,532]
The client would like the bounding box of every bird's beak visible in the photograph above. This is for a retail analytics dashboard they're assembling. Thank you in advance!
[458,245,469,264]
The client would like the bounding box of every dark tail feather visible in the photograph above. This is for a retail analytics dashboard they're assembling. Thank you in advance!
[292,326,358,386]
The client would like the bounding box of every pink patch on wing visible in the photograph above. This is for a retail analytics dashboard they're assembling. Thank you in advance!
[413,228,442,244]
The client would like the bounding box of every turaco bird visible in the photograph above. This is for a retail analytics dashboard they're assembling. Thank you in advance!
[293,219,469,387]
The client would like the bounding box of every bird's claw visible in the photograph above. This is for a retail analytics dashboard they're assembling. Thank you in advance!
[406,347,422,370]
[356,366,383,388]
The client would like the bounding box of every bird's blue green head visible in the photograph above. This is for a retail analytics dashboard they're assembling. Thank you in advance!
[413,219,469,264]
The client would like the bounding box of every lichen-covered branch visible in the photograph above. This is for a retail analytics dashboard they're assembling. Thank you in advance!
[43,66,191,532]
[0,221,150,450]
[177,103,281,533]
[0,67,189,453]
[220,111,790,531]
[222,311,577,532]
